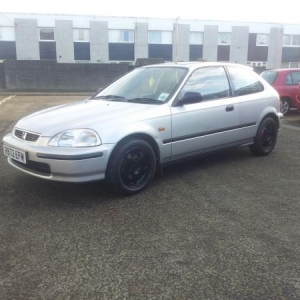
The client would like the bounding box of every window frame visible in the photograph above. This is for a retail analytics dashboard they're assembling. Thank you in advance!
[148,31,162,44]
[177,66,231,104]
[256,34,269,46]
[286,71,300,86]
[218,33,231,45]
[0,26,16,41]
[189,32,204,45]
[120,30,134,43]
[227,66,264,96]
[73,28,90,42]
[283,35,300,47]
[289,62,300,68]
[39,28,55,41]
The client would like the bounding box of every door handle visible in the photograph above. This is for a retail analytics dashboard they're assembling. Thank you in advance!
[226,105,234,112]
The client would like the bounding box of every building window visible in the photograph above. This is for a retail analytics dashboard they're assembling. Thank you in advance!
[74,42,90,61]
[283,35,300,46]
[218,33,231,45]
[39,28,55,41]
[256,34,269,46]
[289,62,300,68]
[148,31,162,44]
[189,32,203,45]
[0,27,15,41]
[74,29,89,42]
[120,30,134,43]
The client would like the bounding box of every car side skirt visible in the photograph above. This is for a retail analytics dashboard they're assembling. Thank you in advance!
[161,138,254,166]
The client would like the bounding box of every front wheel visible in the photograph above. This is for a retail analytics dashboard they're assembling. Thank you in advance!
[249,117,278,156]
[106,139,156,195]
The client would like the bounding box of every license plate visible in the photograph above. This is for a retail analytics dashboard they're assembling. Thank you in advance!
[3,145,27,164]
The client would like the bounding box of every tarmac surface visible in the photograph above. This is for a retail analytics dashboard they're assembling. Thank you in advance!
[1,95,300,300]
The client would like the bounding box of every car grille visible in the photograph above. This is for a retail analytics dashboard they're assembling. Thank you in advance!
[14,129,40,142]
[12,159,51,176]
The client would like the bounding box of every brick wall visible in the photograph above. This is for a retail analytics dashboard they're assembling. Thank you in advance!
[4,60,133,92]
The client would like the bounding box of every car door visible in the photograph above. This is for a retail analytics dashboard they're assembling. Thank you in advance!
[226,65,266,140]
[170,66,241,159]
[286,71,300,109]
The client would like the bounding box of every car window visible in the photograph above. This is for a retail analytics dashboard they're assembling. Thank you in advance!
[227,66,264,96]
[178,66,230,103]
[291,72,300,85]
[260,70,278,85]
[286,73,293,85]
[94,67,187,103]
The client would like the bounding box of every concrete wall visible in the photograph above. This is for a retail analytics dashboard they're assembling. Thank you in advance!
[267,27,283,69]
[203,25,218,61]
[230,26,249,64]
[135,23,148,61]
[55,20,74,63]
[173,24,190,62]
[0,63,5,88]
[4,60,132,92]
[90,21,109,63]
[15,19,39,60]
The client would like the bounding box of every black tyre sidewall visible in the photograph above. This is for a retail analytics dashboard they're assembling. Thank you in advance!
[106,139,156,195]
[250,117,278,156]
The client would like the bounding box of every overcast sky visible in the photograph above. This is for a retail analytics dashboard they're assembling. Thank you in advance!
[1,0,300,24]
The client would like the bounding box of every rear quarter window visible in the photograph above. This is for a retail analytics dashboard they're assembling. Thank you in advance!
[227,66,264,96]
[286,72,300,86]
[260,71,278,85]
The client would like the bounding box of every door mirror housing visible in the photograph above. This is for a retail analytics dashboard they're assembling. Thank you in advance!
[178,92,203,105]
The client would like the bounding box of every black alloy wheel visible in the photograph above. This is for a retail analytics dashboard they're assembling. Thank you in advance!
[106,139,156,195]
[249,117,278,156]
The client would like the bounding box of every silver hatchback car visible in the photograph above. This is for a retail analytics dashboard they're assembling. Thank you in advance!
[3,62,283,195]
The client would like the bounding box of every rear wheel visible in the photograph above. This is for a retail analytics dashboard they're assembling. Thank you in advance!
[249,117,278,156]
[106,139,156,195]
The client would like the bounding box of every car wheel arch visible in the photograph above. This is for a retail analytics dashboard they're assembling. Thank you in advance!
[280,96,292,103]
[262,113,280,129]
[249,116,278,156]
[107,133,161,169]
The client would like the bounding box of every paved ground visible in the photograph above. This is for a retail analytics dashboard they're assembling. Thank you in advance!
[1,95,300,300]
[283,109,300,129]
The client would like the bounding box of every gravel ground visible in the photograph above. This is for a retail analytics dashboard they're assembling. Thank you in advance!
[1,95,300,300]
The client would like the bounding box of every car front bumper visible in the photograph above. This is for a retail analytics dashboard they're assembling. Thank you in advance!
[2,133,115,182]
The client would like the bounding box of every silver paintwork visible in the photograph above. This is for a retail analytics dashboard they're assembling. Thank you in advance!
[2,62,283,182]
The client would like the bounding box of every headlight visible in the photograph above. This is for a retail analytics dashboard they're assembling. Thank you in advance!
[48,129,101,147]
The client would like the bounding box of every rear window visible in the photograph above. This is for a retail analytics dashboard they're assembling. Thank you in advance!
[260,71,278,85]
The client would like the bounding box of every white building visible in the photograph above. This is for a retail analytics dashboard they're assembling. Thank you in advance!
[0,12,300,68]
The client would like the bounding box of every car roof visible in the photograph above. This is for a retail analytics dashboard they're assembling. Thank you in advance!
[142,61,253,71]
[263,68,300,73]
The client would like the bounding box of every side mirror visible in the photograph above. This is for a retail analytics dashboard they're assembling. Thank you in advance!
[179,92,203,105]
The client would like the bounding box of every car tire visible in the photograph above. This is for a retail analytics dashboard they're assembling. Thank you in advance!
[106,139,156,195]
[280,98,290,115]
[249,117,278,156]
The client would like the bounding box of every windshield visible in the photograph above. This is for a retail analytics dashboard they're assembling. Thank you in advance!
[93,66,188,104]
[260,70,278,85]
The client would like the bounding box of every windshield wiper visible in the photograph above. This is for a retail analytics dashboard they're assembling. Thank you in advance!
[93,95,125,101]
[127,97,162,104]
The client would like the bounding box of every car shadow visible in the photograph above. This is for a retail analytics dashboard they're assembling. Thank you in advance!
[6,147,258,207]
